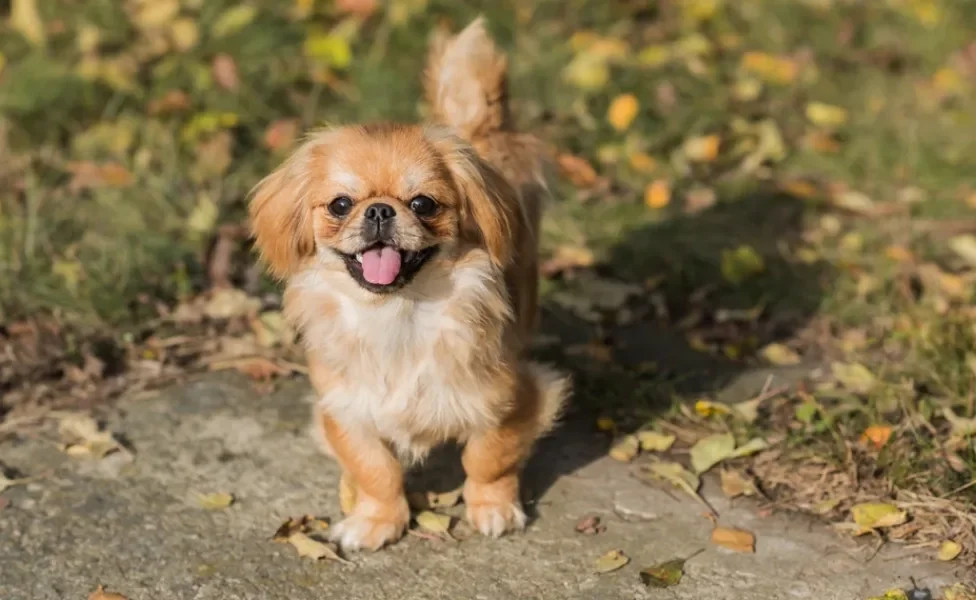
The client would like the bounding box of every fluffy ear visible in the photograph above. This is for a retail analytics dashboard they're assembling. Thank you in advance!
[248,151,315,279]
[433,133,520,268]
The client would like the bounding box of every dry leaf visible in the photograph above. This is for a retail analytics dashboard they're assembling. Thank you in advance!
[943,408,976,437]
[594,549,630,573]
[212,5,257,38]
[287,532,347,562]
[690,433,736,474]
[67,162,135,192]
[575,515,605,535]
[58,414,122,458]
[732,398,762,423]
[198,492,234,510]
[684,186,717,214]
[760,343,800,366]
[628,151,657,173]
[720,469,758,498]
[557,154,598,187]
[88,585,129,600]
[609,435,640,462]
[263,119,300,152]
[949,235,976,267]
[832,190,875,215]
[644,179,671,209]
[638,461,708,510]
[851,502,908,531]
[806,102,848,128]
[831,362,877,394]
[860,425,893,449]
[426,487,463,509]
[944,585,976,600]
[937,540,962,561]
[336,0,379,18]
[684,135,721,162]
[711,526,755,553]
[607,94,639,131]
[169,18,200,51]
[415,511,452,535]
[730,437,769,459]
[637,431,675,452]
[148,89,191,115]
[11,0,47,46]
[562,52,610,91]
[740,52,797,84]
[0,471,37,493]
[204,288,261,320]
[212,53,240,90]
[540,245,596,277]
[596,417,616,432]
[640,558,685,588]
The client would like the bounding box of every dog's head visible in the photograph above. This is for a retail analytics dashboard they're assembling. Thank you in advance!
[249,124,518,293]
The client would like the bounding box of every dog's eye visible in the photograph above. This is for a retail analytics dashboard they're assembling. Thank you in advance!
[328,196,353,217]
[408,195,437,216]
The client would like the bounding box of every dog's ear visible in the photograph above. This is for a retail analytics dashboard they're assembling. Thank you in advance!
[431,132,519,268]
[248,149,316,279]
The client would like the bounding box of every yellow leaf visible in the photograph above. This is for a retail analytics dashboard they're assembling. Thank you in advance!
[132,0,180,30]
[198,492,234,510]
[415,510,452,535]
[866,590,909,600]
[934,67,965,95]
[609,435,639,462]
[942,408,976,437]
[694,399,731,418]
[949,235,976,267]
[732,397,761,423]
[885,245,913,263]
[741,52,796,84]
[683,135,721,162]
[780,179,819,199]
[831,362,877,395]
[730,437,769,459]
[937,540,962,561]
[638,461,708,510]
[851,502,907,530]
[805,102,848,128]
[388,0,428,26]
[594,549,630,574]
[710,526,755,553]
[760,343,800,366]
[690,433,736,474]
[859,425,893,450]
[943,584,976,600]
[58,414,122,459]
[607,94,639,132]
[721,245,765,285]
[637,431,675,452]
[212,5,257,38]
[637,45,671,68]
[644,179,671,209]
[169,18,200,52]
[720,469,758,498]
[628,151,657,173]
[562,53,610,91]
[304,33,352,69]
[287,532,347,561]
[10,0,46,46]
[187,194,218,236]
[595,416,616,432]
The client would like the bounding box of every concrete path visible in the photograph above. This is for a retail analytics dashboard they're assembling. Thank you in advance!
[0,374,963,600]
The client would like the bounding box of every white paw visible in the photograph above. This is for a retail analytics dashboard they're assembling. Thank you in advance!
[328,513,406,551]
[466,501,527,538]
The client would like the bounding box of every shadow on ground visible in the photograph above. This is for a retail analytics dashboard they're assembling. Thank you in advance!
[411,189,832,517]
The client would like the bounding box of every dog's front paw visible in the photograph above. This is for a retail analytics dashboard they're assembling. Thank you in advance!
[329,497,409,551]
[463,478,526,537]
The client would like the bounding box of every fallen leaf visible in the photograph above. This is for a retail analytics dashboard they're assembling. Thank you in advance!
[690,433,736,474]
[684,135,721,162]
[944,584,976,600]
[212,5,257,38]
[415,511,452,535]
[711,526,755,553]
[304,32,352,69]
[806,102,848,128]
[831,362,877,394]
[212,53,239,90]
[812,498,841,515]
[88,585,129,600]
[263,119,300,152]
[729,437,769,459]
[637,431,675,452]
[336,0,379,18]
[251,311,294,347]
[594,549,630,573]
[943,408,976,437]
[287,531,347,562]
[58,415,122,458]
[720,469,758,498]
[66,162,134,192]
[148,89,191,115]
[760,343,800,366]
[132,0,179,30]
[557,153,599,187]
[684,186,717,214]
[540,245,596,277]
[694,399,731,418]
[607,94,639,131]
[198,492,234,510]
[640,558,685,588]
[203,288,261,320]
[937,540,962,561]
[169,18,200,51]
[740,52,796,84]
[721,245,765,285]
[949,235,976,268]
[563,52,611,91]
[795,401,820,424]
[628,151,657,173]
[644,179,671,209]
[10,0,47,46]
[860,425,893,450]
[832,190,876,215]
[210,356,289,380]
[595,417,616,432]
[412,487,464,510]
[732,397,762,423]
[609,435,640,462]
[866,589,909,600]
[638,461,709,510]
[780,179,819,199]
[575,514,606,535]
[851,502,908,531]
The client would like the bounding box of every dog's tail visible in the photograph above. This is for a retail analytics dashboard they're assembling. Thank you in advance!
[424,17,510,141]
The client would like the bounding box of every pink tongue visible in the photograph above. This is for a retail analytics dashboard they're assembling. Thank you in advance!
[361,246,402,285]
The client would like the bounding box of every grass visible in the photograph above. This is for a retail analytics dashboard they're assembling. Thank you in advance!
[2,0,976,570]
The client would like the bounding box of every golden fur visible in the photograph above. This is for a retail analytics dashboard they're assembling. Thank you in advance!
[249,18,568,551]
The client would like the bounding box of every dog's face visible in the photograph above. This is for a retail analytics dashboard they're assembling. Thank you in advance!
[249,124,518,294]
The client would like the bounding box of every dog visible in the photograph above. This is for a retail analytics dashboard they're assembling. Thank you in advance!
[248,17,568,551]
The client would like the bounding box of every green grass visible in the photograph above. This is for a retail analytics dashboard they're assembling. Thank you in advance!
[2,0,976,565]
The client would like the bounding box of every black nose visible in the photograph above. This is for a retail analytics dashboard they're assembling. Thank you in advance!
[364,203,396,222]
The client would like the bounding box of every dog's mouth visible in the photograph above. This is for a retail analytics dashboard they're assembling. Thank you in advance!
[338,243,438,292]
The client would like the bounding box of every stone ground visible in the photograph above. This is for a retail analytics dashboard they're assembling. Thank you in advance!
[0,368,967,600]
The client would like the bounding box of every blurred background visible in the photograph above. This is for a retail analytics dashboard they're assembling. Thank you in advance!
[1,0,975,566]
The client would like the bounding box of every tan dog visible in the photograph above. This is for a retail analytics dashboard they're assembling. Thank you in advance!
[248,18,568,551]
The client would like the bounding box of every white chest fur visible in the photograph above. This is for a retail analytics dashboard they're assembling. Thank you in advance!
[289,253,513,460]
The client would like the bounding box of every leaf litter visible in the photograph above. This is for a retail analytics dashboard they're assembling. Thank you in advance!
[273,515,348,563]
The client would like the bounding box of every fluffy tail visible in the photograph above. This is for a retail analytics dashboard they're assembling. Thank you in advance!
[527,362,571,439]
[424,17,510,141]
